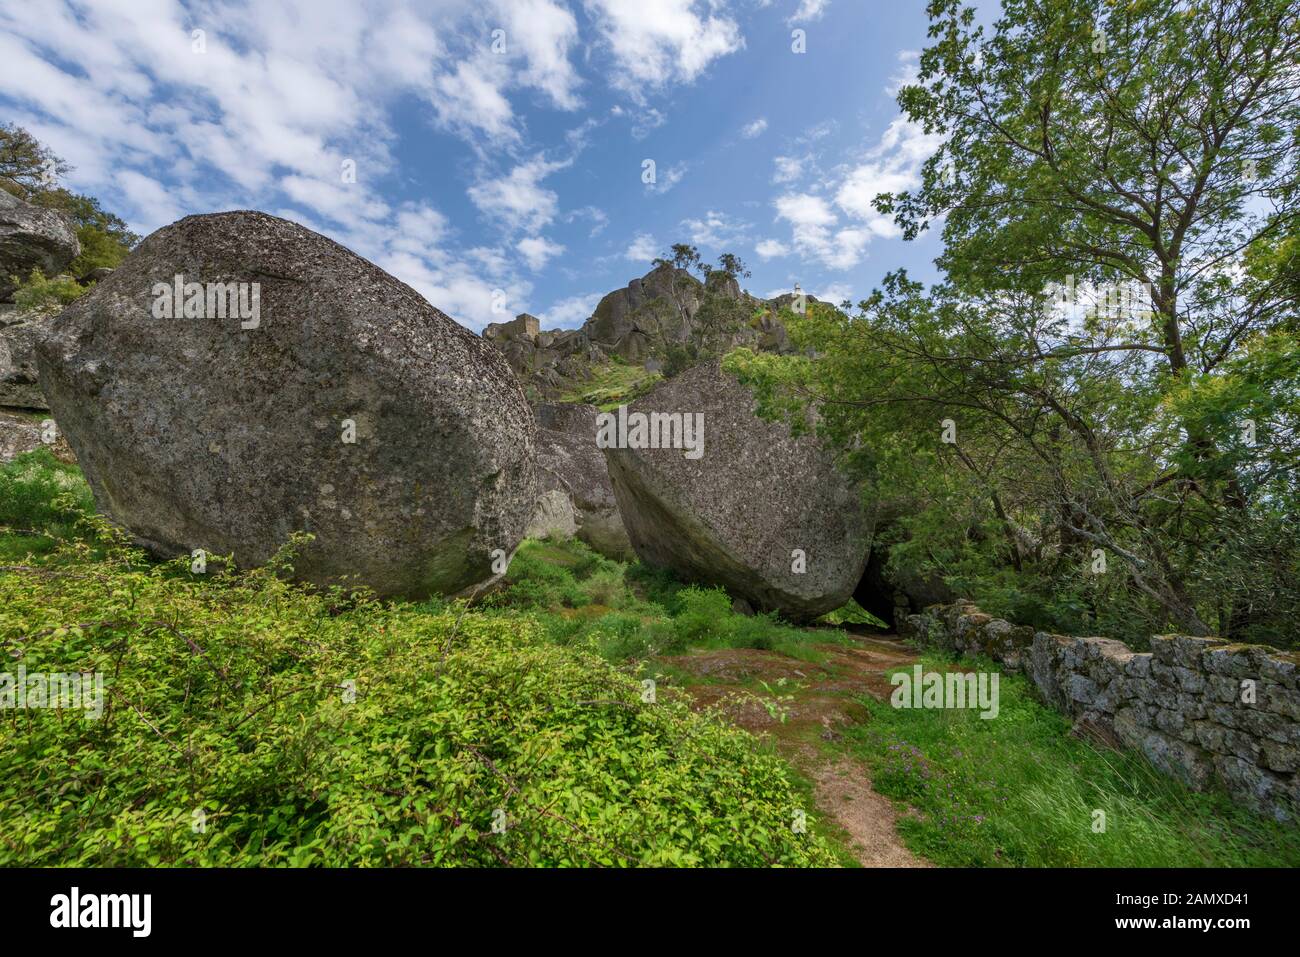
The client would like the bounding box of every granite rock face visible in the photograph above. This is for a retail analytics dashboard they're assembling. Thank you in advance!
[526,402,634,561]
[603,360,873,621]
[35,210,536,598]
[0,190,80,301]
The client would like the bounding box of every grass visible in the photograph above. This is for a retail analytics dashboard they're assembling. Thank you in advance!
[488,536,839,664]
[0,447,95,562]
[847,651,1300,867]
[555,357,662,410]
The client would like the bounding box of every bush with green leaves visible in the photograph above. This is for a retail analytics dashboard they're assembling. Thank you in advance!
[10,268,86,313]
[0,524,838,866]
[493,538,828,662]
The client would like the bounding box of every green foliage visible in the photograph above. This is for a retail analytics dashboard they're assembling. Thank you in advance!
[0,123,68,197]
[817,599,889,630]
[31,189,141,276]
[851,654,1300,867]
[493,538,824,662]
[10,268,86,312]
[556,357,661,410]
[0,449,95,557]
[0,124,139,277]
[0,520,836,867]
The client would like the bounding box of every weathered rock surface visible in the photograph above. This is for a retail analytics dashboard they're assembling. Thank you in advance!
[483,263,803,400]
[0,309,54,409]
[0,410,75,464]
[526,402,634,560]
[35,210,536,598]
[603,361,873,621]
[0,190,80,301]
[853,532,956,628]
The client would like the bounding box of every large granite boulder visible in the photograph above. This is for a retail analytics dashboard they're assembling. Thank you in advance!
[0,191,80,301]
[35,210,536,598]
[525,402,634,560]
[603,361,873,621]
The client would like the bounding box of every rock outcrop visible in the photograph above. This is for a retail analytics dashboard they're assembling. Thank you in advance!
[483,263,804,400]
[526,402,634,560]
[854,535,956,628]
[0,308,54,408]
[0,190,80,301]
[35,210,536,599]
[603,361,873,621]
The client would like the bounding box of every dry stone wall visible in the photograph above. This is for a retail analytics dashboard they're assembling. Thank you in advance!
[901,601,1300,821]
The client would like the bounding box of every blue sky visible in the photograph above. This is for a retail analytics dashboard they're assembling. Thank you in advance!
[0,0,950,331]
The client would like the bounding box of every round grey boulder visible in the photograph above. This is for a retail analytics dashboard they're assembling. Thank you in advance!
[0,191,80,301]
[603,361,873,621]
[35,210,536,598]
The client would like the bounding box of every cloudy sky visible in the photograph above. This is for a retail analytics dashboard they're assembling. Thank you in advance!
[0,0,951,331]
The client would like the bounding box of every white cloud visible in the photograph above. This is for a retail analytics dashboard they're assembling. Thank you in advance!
[493,0,583,110]
[833,117,942,235]
[774,192,869,269]
[755,238,790,259]
[741,117,768,138]
[645,162,687,194]
[886,49,920,98]
[630,107,668,139]
[788,0,830,25]
[625,233,660,262]
[768,116,942,270]
[468,154,571,232]
[772,154,808,184]
[584,0,744,98]
[431,57,519,143]
[116,170,184,230]
[542,291,602,328]
[517,235,566,271]
[681,210,750,247]
[817,282,853,304]
[566,205,609,237]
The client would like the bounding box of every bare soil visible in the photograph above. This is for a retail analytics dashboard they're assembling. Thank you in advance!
[658,631,931,867]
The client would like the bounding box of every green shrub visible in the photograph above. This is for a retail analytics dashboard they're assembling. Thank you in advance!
[10,268,85,312]
[0,527,838,867]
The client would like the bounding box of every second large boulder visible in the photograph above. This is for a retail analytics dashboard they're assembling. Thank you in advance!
[35,210,536,598]
[603,361,873,621]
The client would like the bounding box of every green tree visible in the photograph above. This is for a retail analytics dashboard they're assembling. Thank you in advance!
[730,0,1300,642]
[0,122,69,198]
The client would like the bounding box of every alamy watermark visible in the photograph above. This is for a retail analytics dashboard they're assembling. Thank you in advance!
[1042,275,1153,320]
[890,664,1000,719]
[50,887,151,937]
[151,274,260,329]
[1,667,103,719]
[596,405,704,460]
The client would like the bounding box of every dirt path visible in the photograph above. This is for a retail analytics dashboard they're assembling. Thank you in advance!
[658,631,931,867]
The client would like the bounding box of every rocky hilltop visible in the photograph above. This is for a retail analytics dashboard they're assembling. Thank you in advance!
[482,262,816,402]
